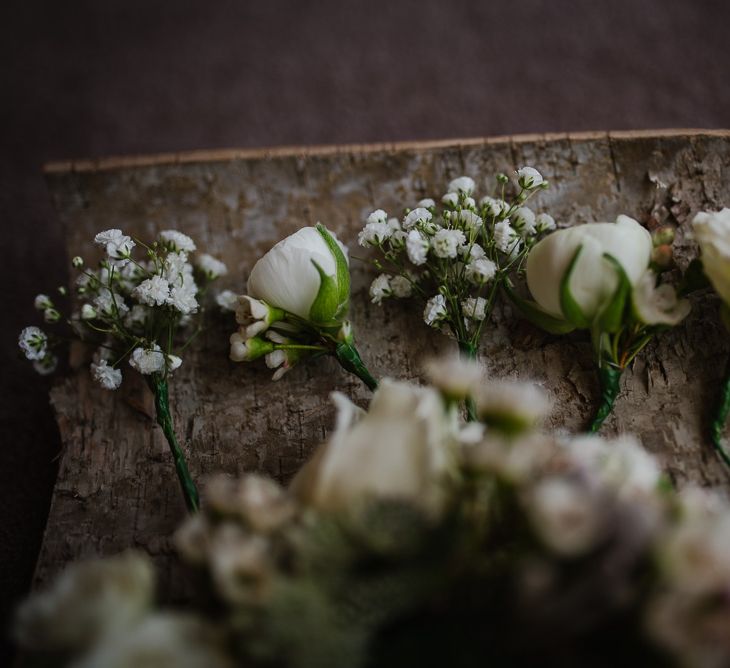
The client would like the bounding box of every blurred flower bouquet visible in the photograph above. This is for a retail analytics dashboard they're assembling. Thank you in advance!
[17,360,730,667]
[17,163,730,667]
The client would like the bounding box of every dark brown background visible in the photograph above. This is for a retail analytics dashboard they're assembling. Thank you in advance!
[2,0,729,661]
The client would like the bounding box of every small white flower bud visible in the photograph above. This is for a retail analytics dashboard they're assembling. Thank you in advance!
[43,308,61,323]
[72,256,84,268]
[447,176,475,195]
[337,321,353,343]
[516,166,544,189]
[34,294,52,310]
[441,192,459,207]
[167,354,183,371]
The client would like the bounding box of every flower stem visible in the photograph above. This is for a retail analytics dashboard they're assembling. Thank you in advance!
[458,340,478,422]
[334,342,378,391]
[148,375,200,513]
[710,358,730,469]
[588,365,622,433]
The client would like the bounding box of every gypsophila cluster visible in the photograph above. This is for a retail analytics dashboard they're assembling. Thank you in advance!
[358,168,553,357]
[19,228,226,391]
[19,227,225,512]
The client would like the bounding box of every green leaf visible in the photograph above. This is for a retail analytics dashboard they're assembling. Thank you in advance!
[597,253,630,333]
[308,260,340,325]
[502,282,575,335]
[316,223,350,317]
[559,246,591,329]
[678,258,711,296]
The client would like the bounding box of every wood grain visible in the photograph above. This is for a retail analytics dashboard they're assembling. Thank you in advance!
[35,130,730,594]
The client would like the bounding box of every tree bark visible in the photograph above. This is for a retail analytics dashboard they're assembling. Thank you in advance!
[34,130,730,595]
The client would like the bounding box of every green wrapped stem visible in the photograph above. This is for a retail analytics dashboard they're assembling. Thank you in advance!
[334,342,378,392]
[458,340,477,360]
[710,360,730,469]
[458,340,478,422]
[588,366,623,433]
[148,376,200,513]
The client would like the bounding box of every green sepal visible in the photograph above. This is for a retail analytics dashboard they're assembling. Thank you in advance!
[245,336,275,361]
[590,326,612,361]
[588,364,623,433]
[502,281,576,335]
[334,342,378,391]
[308,260,341,325]
[678,258,711,297]
[597,253,630,333]
[316,223,350,318]
[560,246,591,329]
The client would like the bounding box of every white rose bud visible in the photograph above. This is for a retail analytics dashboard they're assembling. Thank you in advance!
[526,215,652,323]
[247,224,350,325]
[290,380,451,514]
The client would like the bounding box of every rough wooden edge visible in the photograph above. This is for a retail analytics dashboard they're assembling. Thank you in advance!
[42,129,730,175]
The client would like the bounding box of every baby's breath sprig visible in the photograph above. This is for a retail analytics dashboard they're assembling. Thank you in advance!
[19,228,228,513]
[359,169,553,391]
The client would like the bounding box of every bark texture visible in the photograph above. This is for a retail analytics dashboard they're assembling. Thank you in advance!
[35,130,730,592]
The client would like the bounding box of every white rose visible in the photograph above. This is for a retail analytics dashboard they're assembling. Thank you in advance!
[692,208,730,306]
[528,477,604,556]
[631,271,690,326]
[290,380,452,513]
[247,224,350,323]
[565,434,661,500]
[526,215,652,322]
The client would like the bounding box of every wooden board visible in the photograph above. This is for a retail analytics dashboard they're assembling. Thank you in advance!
[35,130,730,595]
